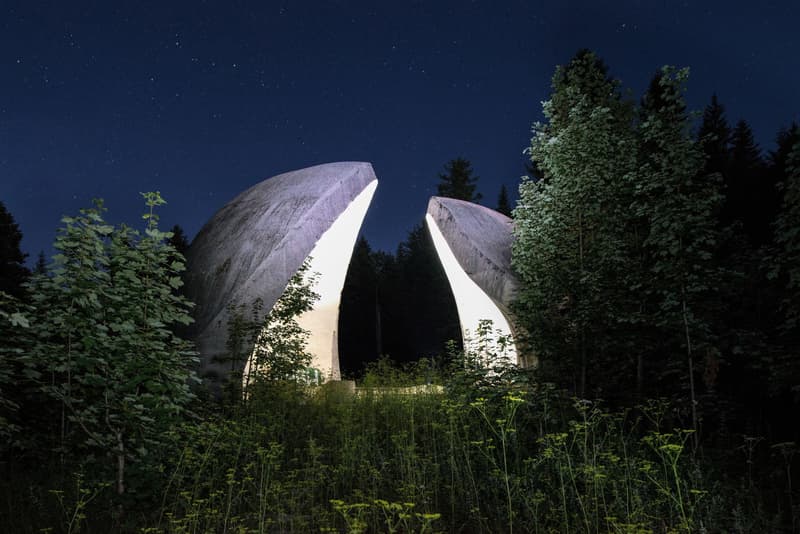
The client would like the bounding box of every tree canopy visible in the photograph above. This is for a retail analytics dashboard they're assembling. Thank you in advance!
[0,201,30,298]
[437,158,482,202]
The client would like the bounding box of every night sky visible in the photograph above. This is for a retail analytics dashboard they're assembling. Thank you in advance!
[2,1,798,262]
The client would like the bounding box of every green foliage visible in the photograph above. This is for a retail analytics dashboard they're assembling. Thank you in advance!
[222,258,321,403]
[514,49,638,397]
[513,55,728,426]
[0,290,33,448]
[635,67,724,439]
[2,359,796,532]
[247,260,320,384]
[0,200,30,298]
[4,193,199,495]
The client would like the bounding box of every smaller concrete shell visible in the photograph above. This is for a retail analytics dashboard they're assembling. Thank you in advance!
[185,162,378,384]
[425,196,522,365]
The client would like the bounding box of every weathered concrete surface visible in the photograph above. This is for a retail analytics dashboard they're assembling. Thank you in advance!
[426,197,519,314]
[425,196,523,365]
[185,162,378,383]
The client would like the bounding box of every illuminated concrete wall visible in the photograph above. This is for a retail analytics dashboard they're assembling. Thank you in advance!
[185,162,378,384]
[425,196,522,366]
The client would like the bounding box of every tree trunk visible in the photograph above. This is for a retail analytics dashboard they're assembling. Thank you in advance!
[636,352,643,399]
[681,284,699,452]
[116,432,125,495]
[577,209,587,397]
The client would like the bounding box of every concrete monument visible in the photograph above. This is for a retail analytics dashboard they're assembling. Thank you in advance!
[425,196,524,366]
[185,162,378,384]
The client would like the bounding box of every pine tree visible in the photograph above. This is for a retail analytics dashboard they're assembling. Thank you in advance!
[730,120,762,170]
[770,123,800,175]
[34,251,47,276]
[726,120,771,244]
[372,249,401,359]
[764,123,800,245]
[514,49,637,397]
[437,158,482,202]
[0,201,30,298]
[394,224,460,361]
[697,94,731,176]
[338,236,380,374]
[496,184,512,217]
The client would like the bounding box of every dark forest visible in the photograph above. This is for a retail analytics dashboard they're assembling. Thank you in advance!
[1,50,799,532]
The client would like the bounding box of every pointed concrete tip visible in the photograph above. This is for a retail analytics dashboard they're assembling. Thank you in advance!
[185,161,378,383]
[426,196,518,309]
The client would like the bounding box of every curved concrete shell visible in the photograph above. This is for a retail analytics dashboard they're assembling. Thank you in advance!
[425,196,522,366]
[186,162,378,383]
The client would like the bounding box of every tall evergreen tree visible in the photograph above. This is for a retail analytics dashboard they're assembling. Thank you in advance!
[726,120,771,244]
[437,158,482,202]
[697,94,731,177]
[33,251,47,276]
[0,201,30,298]
[496,184,512,217]
[371,249,401,359]
[730,120,762,170]
[769,123,800,175]
[764,123,800,244]
[514,49,637,397]
[338,236,380,374]
[394,224,461,361]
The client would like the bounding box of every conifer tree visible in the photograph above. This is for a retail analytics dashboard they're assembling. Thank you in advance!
[394,224,460,361]
[697,94,731,176]
[764,123,800,245]
[168,224,190,257]
[437,158,482,202]
[33,251,46,276]
[0,201,30,298]
[726,120,771,243]
[338,236,380,373]
[770,123,800,174]
[496,184,512,217]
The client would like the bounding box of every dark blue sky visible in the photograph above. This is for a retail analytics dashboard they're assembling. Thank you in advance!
[2,0,798,259]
